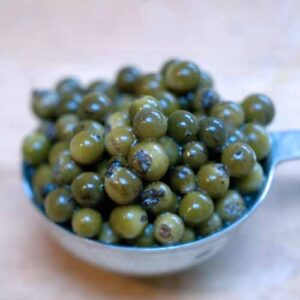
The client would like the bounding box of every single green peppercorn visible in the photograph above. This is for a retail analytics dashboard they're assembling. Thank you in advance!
[242,94,275,125]
[23,132,51,166]
[139,181,175,215]
[105,110,131,129]
[130,224,155,247]
[158,136,182,167]
[45,187,74,223]
[151,90,180,116]
[32,90,60,120]
[193,88,220,113]
[104,165,143,205]
[128,141,169,181]
[154,213,185,245]
[72,208,103,238]
[179,191,214,226]
[241,123,271,160]
[199,117,227,152]
[98,222,120,244]
[168,110,198,143]
[58,92,82,116]
[71,172,104,207]
[55,114,79,141]
[180,227,196,243]
[116,66,141,93]
[216,190,246,222]
[109,205,148,239]
[129,95,161,120]
[210,101,245,127]
[78,92,112,122]
[56,77,82,95]
[169,165,197,195]
[133,108,168,140]
[70,131,105,165]
[32,164,57,203]
[197,213,222,236]
[221,142,256,178]
[235,162,265,194]
[165,61,200,94]
[197,163,230,199]
[52,154,82,185]
[183,141,208,170]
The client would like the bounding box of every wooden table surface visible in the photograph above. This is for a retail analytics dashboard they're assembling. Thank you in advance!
[1,1,300,299]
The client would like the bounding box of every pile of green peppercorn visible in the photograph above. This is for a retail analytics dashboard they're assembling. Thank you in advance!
[22,59,274,247]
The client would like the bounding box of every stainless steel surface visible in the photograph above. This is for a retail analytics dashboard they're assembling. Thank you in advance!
[23,130,300,276]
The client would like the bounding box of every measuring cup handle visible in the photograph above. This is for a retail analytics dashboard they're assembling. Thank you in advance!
[271,131,300,165]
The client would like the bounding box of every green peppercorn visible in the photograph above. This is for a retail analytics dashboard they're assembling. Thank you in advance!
[70,131,105,165]
[129,95,161,120]
[235,162,265,194]
[128,141,169,181]
[104,165,143,205]
[177,91,195,110]
[55,114,79,141]
[133,108,168,140]
[48,141,69,166]
[180,227,196,243]
[71,172,104,207]
[242,94,275,125]
[160,58,180,77]
[241,123,271,160]
[169,165,197,195]
[113,94,135,112]
[154,213,184,245]
[86,80,111,94]
[225,126,247,146]
[139,181,175,215]
[78,92,112,122]
[109,205,148,239]
[74,120,105,137]
[216,190,246,222]
[183,141,208,170]
[45,187,74,223]
[165,61,200,94]
[197,213,222,236]
[168,110,198,143]
[58,92,82,116]
[221,142,256,178]
[131,224,155,247]
[56,77,82,95]
[197,163,230,199]
[98,222,120,244]
[105,127,136,157]
[210,101,245,127]
[158,136,182,167]
[199,117,227,152]
[23,132,51,166]
[72,208,102,238]
[32,164,57,203]
[179,191,214,226]
[135,73,164,96]
[105,111,131,129]
[32,90,60,120]
[193,88,220,113]
[152,90,180,116]
[52,154,82,185]
[116,66,141,93]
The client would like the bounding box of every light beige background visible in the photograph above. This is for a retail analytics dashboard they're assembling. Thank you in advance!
[1,1,300,299]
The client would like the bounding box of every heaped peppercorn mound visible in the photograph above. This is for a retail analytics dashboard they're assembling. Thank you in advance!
[22,59,275,247]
